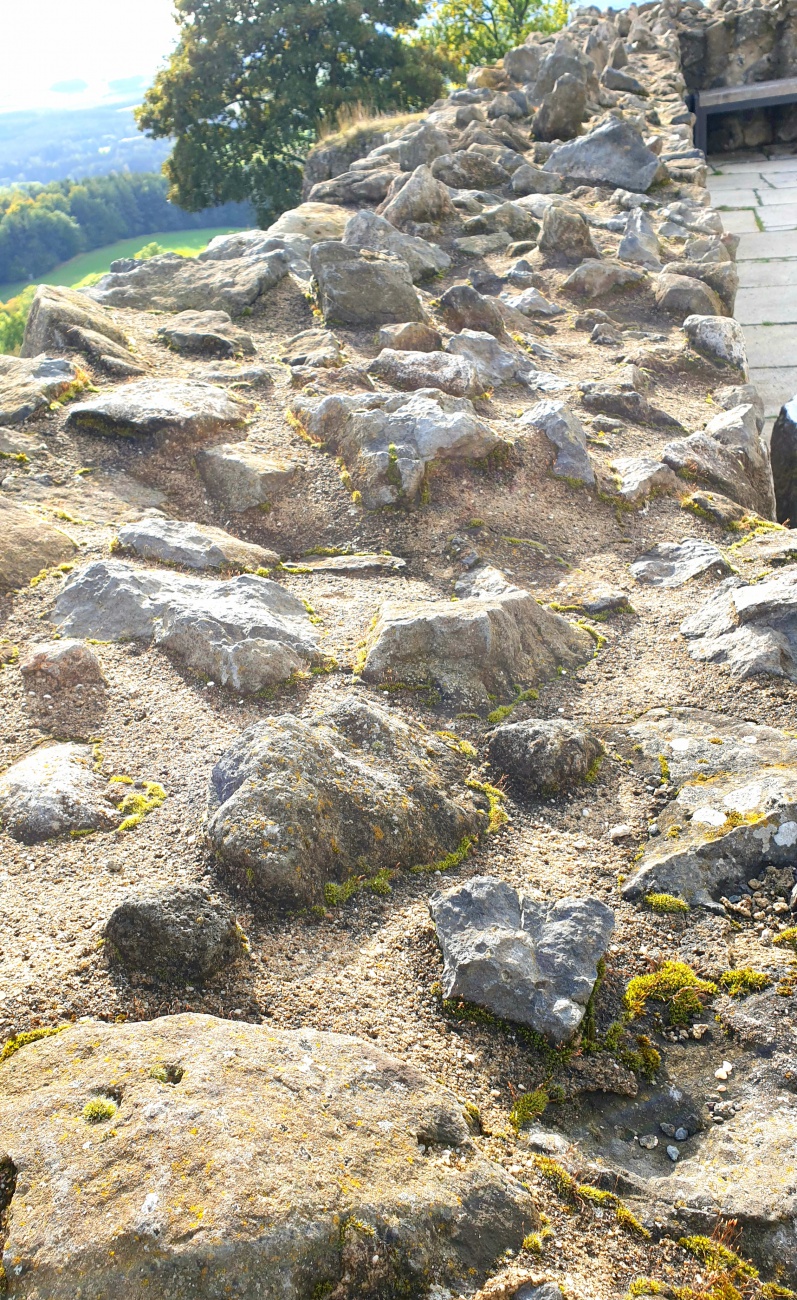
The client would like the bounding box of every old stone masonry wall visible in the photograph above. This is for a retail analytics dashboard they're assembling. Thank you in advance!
[2,3,797,1300]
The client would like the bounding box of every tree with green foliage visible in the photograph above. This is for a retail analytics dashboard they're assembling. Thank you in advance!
[137,0,451,225]
[419,0,568,79]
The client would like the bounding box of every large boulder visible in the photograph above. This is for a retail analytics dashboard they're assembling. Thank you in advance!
[342,210,450,283]
[431,150,511,190]
[104,886,243,980]
[53,561,320,694]
[533,73,587,141]
[0,1014,536,1300]
[445,330,536,388]
[771,396,797,526]
[543,119,661,191]
[20,284,142,375]
[367,349,482,398]
[0,742,121,843]
[438,285,507,338]
[617,707,797,907]
[291,388,502,508]
[156,310,256,358]
[561,259,645,300]
[207,696,486,906]
[487,719,603,794]
[0,354,87,424]
[310,242,423,328]
[683,314,749,376]
[662,418,774,519]
[430,876,614,1045]
[114,517,278,572]
[86,249,290,314]
[702,403,775,518]
[377,164,457,230]
[0,499,76,591]
[630,538,731,588]
[653,273,724,319]
[398,121,452,171]
[517,399,594,484]
[265,202,351,242]
[538,204,600,262]
[65,380,249,440]
[360,566,595,708]
[195,442,299,512]
[680,567,797,683]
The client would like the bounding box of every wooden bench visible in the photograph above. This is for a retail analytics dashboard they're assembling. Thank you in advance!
[692,76,797,155]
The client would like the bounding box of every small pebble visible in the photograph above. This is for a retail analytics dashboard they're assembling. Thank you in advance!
[660,1123,676,1138]
[674,1127,688,1141]
[638,1133,658,1149]
[666,1145,679,1162]
[609,823,632,842]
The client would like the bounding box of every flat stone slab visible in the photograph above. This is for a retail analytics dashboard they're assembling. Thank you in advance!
[680,566,797,682]
[195,442,298,512]
[630,538,732,587]
[157,310,256,357]
[86,248,290,314]
[65,380,249,439]
[736,230,797,260]
[0,742,120,843]
[53,560,320,694]
[734,287,797,326]
[0,1014,534,1300]
[744,325,797,370]
[281,553,405,575]
[430,876,614,1045]
[0,354,87,425]
[115,517,278,571]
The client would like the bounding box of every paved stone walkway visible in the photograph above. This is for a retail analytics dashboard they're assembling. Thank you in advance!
[707,152,797,428]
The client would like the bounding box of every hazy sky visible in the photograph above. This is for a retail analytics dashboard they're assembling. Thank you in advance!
[0,0,179,113]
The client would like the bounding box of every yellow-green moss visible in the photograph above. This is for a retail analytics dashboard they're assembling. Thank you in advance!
[510,1087,549,1132]
[616,1203,651,1238]
[465,777,508,832]
[657,753,671,782]
[117,782,166,832]
[774,927,797,954]
[645,893,689,914]
[411,834,474,875]
[434,730,477,758]
[625,961,716,1025]
[82,1097,117,1124]
[678,1236,758,1281]
[0,1025,65,1065]
[323,867,393,907]
[533,1154,578,1200]
[487,686,539,725]
[720,968,770,998]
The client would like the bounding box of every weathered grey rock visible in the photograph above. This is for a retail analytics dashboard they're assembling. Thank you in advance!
[665,259,739,315]
[281,552,405,575]
[630,538,731,588]
[195,442,298,512]
[445,330,535,387]
[361,567,594,707]
[431,150,511,190]
[378,164,457,230]
[683,314,748,376]
[654,273,724,319]
[208,696,486,905]
[265,202,351,242]
[511,162,562,195]
[581,382,681,430]
[704,403,776,519]
[0,1014,535,1300]
[0,742,120,843]
[503,44,543,83]
[308,167,398,206]
[280,328,343,370]
[601,66,648,95]
[501,287,564,317]
[65,380,248,440]
[367,349,482,398]
[342,210,451,283]
[715,383,765,431]
[54,561,319,694]
[733,529,797,567]
[115,517,277,572]
[430,876,614,1045]
[683,489,748,527]
[454,231,511,256]
[617,208,662,269]
[20,284,142,375]
[544,119,661,191]
[439,285,507,337]
[617,707,797,907]
[310,242,423,328]
[538,204,600,262]
[86,249,289,314]
[0,499,77,590]
[105,886,242,980]
[562,259,645,299]
[681,567,797,683]
[663,411,775,519]
[0,354,87,424]
[398,121,452,171]
[291,389,502,508]
[156,310,256,358]
[518,400,594,484]
[533,73,588,142]
[380,321,442,352]
[487,719,603,793]
[19,639,103,690]
[611,456,680,503]
[771,397,797,526]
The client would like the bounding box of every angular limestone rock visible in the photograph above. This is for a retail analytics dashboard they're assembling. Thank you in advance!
[0,499,76,591]
[445,330,535,387]
[0,1015,535,1299]
[342,210,451,283]
[310,242,423,328]
[291,388,502,508]
[683,314,748,376]
[563,259,646,300]
[0,742,120,843]
[21,284,142,375]
[53,561,319,694]
[630,538,731,588]
[361,567,594,707]
[195,443,298,512]
[430,876,614,1044]
[680,567,797,683]
[114,517,278,572]
[538,204,600,262]
[378,164,457,230]
[617,707,797,906]
[662,430,772,518]
[87,249,289,314]
[611,456,680,503]
[207,696,486,905]
[367,349,482,398]
[487,719,603,793]
[544,119,661,191]
[770,396,797,526]
[156,310,256,358]
[65,380,249,440]
[0,354,86,424]
[518,399,594,484]
[654,273,724,319]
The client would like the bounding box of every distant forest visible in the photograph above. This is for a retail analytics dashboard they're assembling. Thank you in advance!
[0,104,173,188]
[0,173,253,283]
